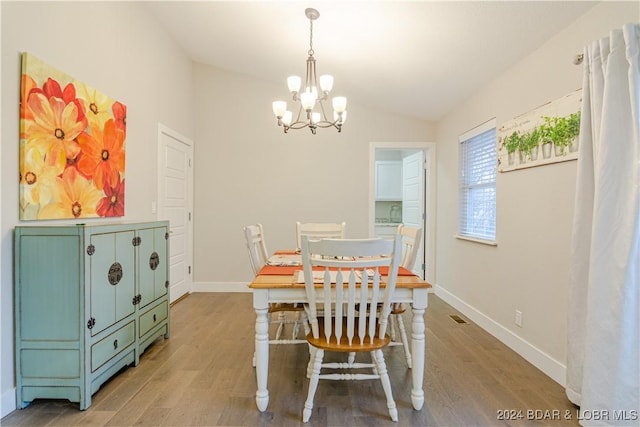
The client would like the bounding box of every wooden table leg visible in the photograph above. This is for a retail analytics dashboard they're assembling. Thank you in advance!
[253,290,270,411]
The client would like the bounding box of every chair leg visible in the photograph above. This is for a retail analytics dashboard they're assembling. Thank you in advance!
[396,313,413,369]
[292,312,301,340]
[303,348,324,423]
[295,310,311,340]
[301,310,310,336]
[389,314,398,341]
[274,311,286,340]
[348,352,356,365]
[307,346,317,378]
[372,349,398,422]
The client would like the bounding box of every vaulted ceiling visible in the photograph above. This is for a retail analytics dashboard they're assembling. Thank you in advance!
[145,1,597,121]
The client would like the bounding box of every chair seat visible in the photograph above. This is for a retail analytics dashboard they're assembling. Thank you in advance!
[306,317,390,352]
[360,302,406,314]
[269,303,304,313]
[391,303,406,314]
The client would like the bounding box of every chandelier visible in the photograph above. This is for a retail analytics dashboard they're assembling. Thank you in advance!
[272,8,347,134]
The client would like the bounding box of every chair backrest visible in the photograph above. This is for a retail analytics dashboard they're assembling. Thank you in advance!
[296,222,346,251]
[397,224,423,270]
[243,224,269,276]
[301,236,402,345]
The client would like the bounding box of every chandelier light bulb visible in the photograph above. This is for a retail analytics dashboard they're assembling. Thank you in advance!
[332,96,347,113]
[300,91,317,111]
[282,111,293,126]
[287,76,301,93]
[334,110,347,124]
[319,75,334,92]
[311,112,321,124]
[272,101,287,117]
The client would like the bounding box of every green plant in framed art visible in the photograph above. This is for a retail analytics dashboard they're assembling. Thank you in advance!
[19,52,127,220]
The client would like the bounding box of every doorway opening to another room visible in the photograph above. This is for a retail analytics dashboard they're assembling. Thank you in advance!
[369,142,436,283]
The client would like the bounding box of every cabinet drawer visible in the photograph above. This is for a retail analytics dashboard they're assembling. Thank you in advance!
[139,300,168,338]
[91,321,135,372]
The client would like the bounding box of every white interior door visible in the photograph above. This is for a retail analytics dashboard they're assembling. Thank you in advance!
[157,124,193,303]
[402,151,425,278]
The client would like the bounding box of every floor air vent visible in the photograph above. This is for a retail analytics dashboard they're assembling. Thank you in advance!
[450,314,467,324]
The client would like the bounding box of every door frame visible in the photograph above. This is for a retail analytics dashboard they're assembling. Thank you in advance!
[157,124,194,302]
[369,142,436,285]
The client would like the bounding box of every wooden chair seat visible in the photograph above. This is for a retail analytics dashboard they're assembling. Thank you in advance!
[391,303,406,314]
[306,317,390,352]
[268,303,304,313]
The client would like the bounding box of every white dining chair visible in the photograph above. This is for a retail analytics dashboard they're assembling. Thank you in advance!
[300,235,402,423]
[243,224,308,366]
[295,221,346,251]
[388,224,423,369]
[244,224,269,277]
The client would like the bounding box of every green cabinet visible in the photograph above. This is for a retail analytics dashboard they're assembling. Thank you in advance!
[14,221,170,410]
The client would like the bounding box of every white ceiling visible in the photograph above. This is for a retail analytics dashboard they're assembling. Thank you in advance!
[144,1,597,121]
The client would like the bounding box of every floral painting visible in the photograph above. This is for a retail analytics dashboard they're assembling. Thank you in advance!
[20,52,126,220]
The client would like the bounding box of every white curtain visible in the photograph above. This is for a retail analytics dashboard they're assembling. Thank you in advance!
[566,23,640,426]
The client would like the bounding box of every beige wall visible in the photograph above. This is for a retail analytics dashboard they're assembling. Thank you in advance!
[435,1,638,384]
[0,1,195,415]
[192,63,435,285]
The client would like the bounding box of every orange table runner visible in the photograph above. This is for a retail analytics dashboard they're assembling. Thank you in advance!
[258,265,416,276]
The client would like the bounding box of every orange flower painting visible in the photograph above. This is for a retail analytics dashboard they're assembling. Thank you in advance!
[20,53,126,220]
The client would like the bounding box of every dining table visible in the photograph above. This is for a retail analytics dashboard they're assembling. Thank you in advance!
[248,250,432,412]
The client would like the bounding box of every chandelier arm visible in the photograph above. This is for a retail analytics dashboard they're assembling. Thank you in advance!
[317,99,330,122]
[294,104,304,124]
[314,120,341,129]
[288,121,314,130]
[287,120,341,130]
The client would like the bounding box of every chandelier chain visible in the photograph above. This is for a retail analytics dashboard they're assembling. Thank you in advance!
[308,18,314,56]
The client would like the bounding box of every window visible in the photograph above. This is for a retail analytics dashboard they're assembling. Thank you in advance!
[458,119,497,244]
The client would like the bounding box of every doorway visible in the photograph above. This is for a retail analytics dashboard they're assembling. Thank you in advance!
[369,142,436,283]
[157,124,194,302]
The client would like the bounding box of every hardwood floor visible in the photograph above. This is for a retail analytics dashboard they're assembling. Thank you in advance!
[2,292,579,426]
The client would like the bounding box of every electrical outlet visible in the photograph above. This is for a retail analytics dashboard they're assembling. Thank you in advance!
[515,310,523,327]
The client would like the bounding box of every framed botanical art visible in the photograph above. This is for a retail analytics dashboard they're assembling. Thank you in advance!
[498,89,582,172]
[19,52,127,220]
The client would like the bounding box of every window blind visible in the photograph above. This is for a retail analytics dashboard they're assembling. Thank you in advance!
[458,121,497,241]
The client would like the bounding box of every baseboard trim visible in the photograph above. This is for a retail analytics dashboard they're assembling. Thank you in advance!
[1,386,17,418]
[434,284,566,387]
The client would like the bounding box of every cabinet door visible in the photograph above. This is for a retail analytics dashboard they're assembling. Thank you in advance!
[17,234,82,341]
[375,161,402,200]
[89,231,135,336]
[138,227,168,308]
